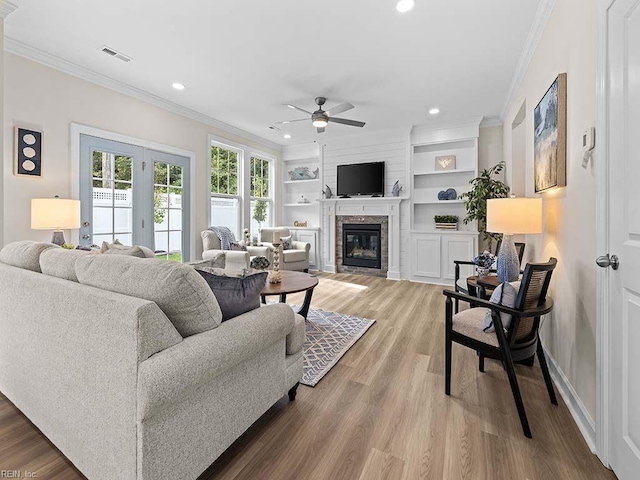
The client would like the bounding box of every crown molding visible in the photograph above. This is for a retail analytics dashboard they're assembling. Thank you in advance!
[3,36,282,152]
[480,116,503,128]
[1,1,18,19]
[500,0,557,119]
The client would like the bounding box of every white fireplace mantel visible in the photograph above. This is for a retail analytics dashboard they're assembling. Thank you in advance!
[320,197,408,280]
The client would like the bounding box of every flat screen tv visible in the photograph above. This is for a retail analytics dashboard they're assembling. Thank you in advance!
[337,162,385,197]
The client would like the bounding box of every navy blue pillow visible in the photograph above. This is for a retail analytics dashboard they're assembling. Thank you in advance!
[195,269,267,321]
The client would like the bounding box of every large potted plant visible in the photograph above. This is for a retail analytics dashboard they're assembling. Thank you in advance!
[460,161,510,250]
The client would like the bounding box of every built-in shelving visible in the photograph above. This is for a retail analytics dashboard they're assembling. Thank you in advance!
[414,168,476,177]
[283,179,320,184]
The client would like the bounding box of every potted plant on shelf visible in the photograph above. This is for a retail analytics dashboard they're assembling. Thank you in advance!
[460,161,510,250]
[434,215,459,231]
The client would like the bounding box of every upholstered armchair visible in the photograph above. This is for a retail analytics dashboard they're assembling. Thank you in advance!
[259,227,311,272]
[201,230,271,271]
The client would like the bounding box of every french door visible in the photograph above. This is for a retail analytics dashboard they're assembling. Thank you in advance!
[79,135,190,261]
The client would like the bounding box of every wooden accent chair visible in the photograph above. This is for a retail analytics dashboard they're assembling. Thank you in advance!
[443,257,558,438]
[453,241,526,312]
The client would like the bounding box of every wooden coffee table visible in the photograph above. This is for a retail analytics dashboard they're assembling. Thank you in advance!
[260,270,319,319]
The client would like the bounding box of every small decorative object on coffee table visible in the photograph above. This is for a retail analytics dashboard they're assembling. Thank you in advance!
[473,250,496,277]
[269,238,282,284]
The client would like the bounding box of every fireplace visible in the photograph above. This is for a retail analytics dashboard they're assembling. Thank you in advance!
[342,224,382,269]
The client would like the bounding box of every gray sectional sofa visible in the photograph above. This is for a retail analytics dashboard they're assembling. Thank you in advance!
[0,241,305,480]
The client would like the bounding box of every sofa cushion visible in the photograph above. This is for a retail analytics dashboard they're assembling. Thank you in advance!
[75,255,222,336]
[283,249,307,263]
[0,241,60,272]
[40,248,93,282]
[194,268,268,322]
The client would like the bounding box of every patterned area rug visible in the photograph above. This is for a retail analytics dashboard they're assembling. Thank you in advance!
[301,307,376,387]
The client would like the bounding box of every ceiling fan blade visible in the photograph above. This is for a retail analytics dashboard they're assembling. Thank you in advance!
[284,104,312,115]
[317,127,326,134]
[326,102,354,117]
[275,118,309,125]
[327,117,366,128]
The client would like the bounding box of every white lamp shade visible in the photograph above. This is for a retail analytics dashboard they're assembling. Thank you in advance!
[486,197,542,235]
[31,198,81,230]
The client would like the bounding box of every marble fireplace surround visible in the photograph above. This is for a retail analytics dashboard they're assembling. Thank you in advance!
[320,198,403,280]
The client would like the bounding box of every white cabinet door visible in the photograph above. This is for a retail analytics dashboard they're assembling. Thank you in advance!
[411,234,441,278]
[442,235,476,281]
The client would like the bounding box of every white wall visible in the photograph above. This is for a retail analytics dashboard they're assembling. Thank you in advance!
[502,0,597,418]
[322,129,410,278]
[0,21,4,248]
[478,125,503,175]
[3,53,279,259]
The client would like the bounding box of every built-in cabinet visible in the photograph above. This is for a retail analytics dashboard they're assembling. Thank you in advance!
[409,121,481,284]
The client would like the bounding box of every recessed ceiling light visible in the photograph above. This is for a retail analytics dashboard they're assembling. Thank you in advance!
[284,134,292,139]
[172,82,185,91]
[429,107,440,115]
[396,0,415,13]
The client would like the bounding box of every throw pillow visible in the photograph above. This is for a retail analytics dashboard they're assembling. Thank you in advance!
[483,281,521,332]
[194,268,268,322]
[0,241,60,273]
[40,248,93,282]
[189,253,226,270]
[281,235,292,251]
[101,241,147,258]
[230,241,248,251]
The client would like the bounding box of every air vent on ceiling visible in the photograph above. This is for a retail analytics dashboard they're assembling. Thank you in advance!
[268,125,282,131]
[99,45,132,63]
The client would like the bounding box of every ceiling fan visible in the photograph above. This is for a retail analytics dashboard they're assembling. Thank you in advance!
[276,97,366,133]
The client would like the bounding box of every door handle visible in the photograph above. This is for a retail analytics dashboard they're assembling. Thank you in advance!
[596,254,619,270]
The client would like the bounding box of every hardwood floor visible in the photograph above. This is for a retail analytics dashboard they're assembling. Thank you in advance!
[0,274,615,479]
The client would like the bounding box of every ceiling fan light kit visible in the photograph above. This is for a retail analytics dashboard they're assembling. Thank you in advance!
[277,96,365,134]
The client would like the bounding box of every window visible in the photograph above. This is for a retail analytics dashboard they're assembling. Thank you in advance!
[210,144,241,237]
[250,156,273,234]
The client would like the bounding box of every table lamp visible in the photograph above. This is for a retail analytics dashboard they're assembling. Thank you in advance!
[486,196,542,282]
[31,196,81,246]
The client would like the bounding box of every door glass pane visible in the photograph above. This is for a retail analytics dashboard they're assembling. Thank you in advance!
[92,151,133,245]
[154,161,184,262]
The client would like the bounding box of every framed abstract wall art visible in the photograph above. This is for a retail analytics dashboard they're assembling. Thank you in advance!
[534,73,566,192]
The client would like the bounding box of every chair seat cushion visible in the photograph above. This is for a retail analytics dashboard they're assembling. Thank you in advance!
[452,308,499,347]
[282,250,306,263]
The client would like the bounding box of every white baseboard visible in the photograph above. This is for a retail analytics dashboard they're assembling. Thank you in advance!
[542,344,596,453]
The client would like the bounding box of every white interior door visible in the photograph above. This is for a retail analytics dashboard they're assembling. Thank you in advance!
[605,1,640,478]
